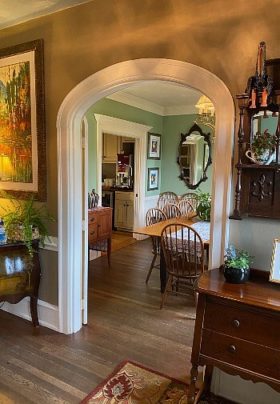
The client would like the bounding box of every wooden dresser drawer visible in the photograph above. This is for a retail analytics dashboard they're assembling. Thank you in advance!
[88,223,98,243]
[201,329,280,380]
[204,299,280,349]
[88,212,97,224]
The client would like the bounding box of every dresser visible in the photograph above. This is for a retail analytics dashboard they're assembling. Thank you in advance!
[88,207,112,266]
[0,241,41,327]
[187,268,280,404]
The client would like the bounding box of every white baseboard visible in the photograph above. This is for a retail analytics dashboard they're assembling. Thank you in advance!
[133,233,148,240]
[212,368,280,404]
[1,298,59,332]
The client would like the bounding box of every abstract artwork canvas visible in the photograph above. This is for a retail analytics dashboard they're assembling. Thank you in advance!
[0,40,46,200]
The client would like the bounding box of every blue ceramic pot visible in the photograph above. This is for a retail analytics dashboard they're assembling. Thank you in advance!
[223,266,250,284]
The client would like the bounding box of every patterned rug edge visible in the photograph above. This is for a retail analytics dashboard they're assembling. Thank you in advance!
[80,359,188,403]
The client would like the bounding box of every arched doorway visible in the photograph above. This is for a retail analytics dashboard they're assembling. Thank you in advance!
[57,59,235,334]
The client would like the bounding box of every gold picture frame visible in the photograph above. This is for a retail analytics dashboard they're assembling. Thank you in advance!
[0,39,46,201]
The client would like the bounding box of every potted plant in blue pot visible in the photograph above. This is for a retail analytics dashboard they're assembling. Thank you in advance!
[223,245,252,284]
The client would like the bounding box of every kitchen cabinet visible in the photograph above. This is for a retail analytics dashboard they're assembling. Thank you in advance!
[102,133,121,163]
[114,191,134,230]
[88,207,112,266]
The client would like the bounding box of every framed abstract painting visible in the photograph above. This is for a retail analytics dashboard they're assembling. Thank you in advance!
[0,39,46,200]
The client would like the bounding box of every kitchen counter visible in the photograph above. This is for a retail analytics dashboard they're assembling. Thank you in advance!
[102,186,134,192]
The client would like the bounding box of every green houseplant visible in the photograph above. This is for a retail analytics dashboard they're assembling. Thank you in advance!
[0,195,53,255]
[196,190,211,221]
[223,245,253,283]
[246,129,276,165]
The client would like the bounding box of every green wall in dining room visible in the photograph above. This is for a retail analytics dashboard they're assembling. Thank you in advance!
[86,97,164,196]
[161,114,213,196]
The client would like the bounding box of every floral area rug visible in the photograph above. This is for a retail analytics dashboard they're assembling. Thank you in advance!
[81,361,235,404]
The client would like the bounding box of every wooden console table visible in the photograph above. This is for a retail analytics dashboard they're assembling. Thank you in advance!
[88,207,112,267]
[187,267,280,403]
[0,241,41,327]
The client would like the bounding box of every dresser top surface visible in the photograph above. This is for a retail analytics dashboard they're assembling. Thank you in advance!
[197,268,280,312]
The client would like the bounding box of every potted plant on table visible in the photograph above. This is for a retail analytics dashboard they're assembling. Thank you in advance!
[0,195,53,255]
[223,245,253,284]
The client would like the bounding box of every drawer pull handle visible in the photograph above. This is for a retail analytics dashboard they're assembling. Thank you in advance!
[90,231,95,235]
[90,218,95,222]
[233,319,240,328]
[228,344,236,353]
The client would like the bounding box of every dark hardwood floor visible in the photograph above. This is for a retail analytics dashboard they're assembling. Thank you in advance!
[0,238,197,403]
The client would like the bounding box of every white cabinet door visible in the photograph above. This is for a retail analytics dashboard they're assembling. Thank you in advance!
[126,200,134,230]
[114,192,134,230]
[103,133,121,163]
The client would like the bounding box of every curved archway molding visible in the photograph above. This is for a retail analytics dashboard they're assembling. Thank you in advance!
[57,58,235,334]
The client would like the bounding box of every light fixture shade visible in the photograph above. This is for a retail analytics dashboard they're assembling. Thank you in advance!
[195,95,215,116]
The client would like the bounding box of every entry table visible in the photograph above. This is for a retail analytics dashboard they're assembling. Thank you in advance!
[0,241,41,327]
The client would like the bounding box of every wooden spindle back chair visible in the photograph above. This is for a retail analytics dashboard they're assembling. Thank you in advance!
[145,208,167,283]
[180,193,199,212]
[157,191,179,210]
[163,203,181,219]
[160,223,205,308]
[178,199,194,218]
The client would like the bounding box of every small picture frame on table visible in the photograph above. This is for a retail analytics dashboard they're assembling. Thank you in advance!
[269,238,280,283]
[147,133,161,159]
[147,167,159,191]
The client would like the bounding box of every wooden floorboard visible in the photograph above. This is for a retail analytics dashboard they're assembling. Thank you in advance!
[0,238,197,403]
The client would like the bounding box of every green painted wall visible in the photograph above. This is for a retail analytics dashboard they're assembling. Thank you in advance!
[161,114,213,195]
[86,98,164,196]
[86,102,214,198]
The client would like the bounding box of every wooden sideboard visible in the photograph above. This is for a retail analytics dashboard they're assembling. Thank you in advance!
[187,267,280,404]
[88,207,112,267]
[0,241,41,327]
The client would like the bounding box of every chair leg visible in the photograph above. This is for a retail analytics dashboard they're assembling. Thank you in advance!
[160,276,172,309]
[146,253,157,284]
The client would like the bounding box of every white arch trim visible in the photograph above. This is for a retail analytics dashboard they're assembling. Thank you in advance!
[57,58,235,334]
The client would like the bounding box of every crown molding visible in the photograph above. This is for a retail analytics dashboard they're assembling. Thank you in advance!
[107,92,197,116]
[107,92,164,115]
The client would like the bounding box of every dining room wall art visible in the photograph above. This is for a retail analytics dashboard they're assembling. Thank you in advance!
[147,167,159,191]
[0,39,46,201]
[147,132,161,159]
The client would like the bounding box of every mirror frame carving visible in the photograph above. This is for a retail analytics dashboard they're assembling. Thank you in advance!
[177,123,212,190]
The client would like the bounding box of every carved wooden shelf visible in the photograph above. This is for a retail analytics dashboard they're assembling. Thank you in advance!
[231,47,280,220]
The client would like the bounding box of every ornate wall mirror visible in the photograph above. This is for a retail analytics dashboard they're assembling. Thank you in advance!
[177,123,212,189]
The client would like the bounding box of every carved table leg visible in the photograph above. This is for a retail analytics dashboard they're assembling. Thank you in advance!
[187,365,198,404]
[30,296,39,327]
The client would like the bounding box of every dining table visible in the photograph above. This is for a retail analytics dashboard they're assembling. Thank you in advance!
[135,217,210,293]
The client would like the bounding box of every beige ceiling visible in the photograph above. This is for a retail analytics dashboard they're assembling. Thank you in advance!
[0,0,91,30]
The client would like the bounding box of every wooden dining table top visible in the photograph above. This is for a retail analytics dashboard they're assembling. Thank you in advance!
[135,217,210,245]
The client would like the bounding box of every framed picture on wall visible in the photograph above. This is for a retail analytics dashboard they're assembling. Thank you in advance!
[147,167,159,191]
[269,238,280,283]
[0,39,46,201]
[147,133,161,159]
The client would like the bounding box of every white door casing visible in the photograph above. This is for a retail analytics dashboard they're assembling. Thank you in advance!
[57,58,235,334]
[94,113,152,230]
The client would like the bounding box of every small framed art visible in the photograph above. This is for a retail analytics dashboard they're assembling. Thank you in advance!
[269,238,280,283]
[147,167,159,191]
[147,133,161,159]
